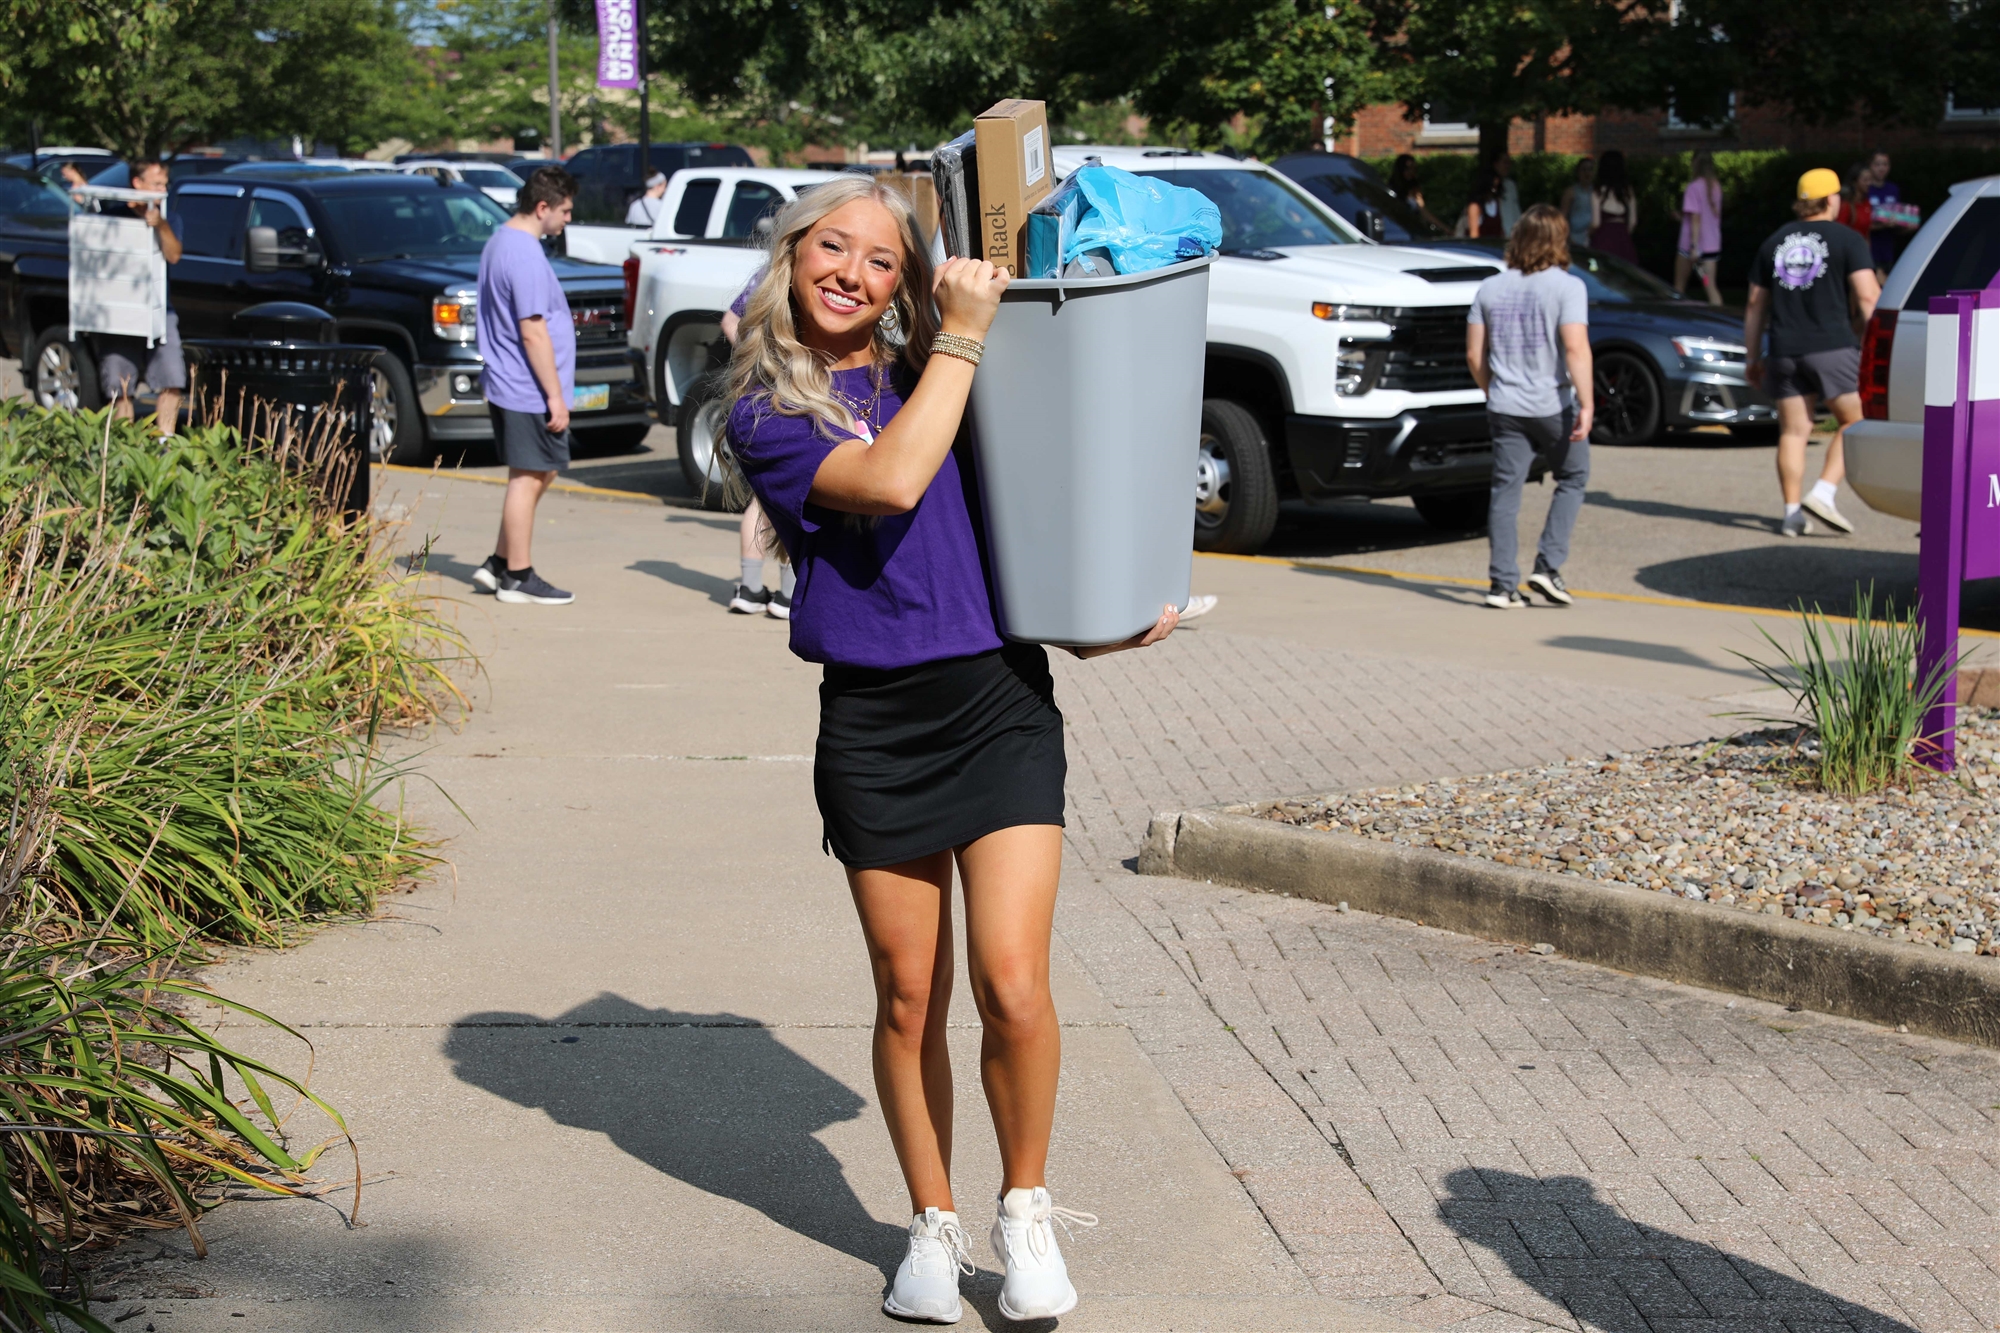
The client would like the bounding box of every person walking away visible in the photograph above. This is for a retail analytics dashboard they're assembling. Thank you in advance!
[1387,154,1449,233]
[626,171,668,228]
[1590,150,1639,263]
[1743,167,1880,538]
[1673,150,1723,306]
[1559,157,1596,249]
[90,158,184,437]
[468,165,581,605]
[1494,154,1522,236]
[1466,204,1594,610]
[726,175,1181,1325]
[1464,163,1504,239]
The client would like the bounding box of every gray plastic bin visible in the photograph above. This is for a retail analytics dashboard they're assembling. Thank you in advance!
[967,257,1211,646]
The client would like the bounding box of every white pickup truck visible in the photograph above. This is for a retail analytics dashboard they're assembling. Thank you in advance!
[620,153,1502,546]
[1842,175,2000,522]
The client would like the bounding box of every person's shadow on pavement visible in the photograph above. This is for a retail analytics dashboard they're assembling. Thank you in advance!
[444,992,907,1276]
[1438,1168,1918,1332]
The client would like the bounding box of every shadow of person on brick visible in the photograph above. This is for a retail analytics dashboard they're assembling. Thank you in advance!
[1437,1169,1919,1332]
[445,992,906,1276]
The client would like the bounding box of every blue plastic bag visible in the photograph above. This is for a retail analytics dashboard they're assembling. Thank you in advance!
[1064,164,1221,274]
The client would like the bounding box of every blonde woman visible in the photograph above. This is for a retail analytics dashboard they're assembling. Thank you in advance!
[1673,150,1724,305]
[724,175,1178,1325]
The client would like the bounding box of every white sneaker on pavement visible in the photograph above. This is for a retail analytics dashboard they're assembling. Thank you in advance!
[1780,510,1812,538]
[1179,594,1218,621]
[990,1187,1097,1322]
[883,1207,971,1324]
[1801,491,1854,534]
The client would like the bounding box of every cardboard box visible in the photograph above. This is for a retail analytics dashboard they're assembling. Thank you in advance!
[881,172,940,248]
[973,99,1052,275]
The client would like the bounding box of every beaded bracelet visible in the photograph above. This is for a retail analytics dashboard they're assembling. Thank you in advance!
[932,332,985,366]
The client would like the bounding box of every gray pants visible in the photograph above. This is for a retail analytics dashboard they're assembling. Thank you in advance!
[1488,410,1589,588]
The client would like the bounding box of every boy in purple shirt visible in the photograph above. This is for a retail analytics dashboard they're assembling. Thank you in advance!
[469,166,580,606]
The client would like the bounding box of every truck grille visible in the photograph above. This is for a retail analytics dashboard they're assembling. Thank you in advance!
[570,301,626,347]
[1376,307,1476,394]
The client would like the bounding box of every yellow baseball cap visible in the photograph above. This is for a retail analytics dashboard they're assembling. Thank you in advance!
[1797,167,1842,200]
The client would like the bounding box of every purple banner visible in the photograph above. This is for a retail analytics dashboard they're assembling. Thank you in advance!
[595,0,640,88]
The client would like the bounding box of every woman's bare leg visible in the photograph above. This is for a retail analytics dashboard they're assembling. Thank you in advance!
[957,823,1063,1192]
[849,851,958,1213]
[1674,252,1693,296]
[1699,257,1722,306]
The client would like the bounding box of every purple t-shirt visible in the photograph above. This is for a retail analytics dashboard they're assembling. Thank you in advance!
[728,365,1003,670]
[477,225,574,414]
[1865,181,1901,266]
[728,269,763,318]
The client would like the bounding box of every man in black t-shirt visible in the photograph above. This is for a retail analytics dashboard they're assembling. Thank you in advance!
[1744,167,1881,537]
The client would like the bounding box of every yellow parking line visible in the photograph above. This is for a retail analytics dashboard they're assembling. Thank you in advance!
[373,463,662,505]
[1195,549,2000,639]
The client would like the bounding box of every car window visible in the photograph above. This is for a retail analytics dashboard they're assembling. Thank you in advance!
[0,174,75,223]
[673,178,720,234]
[460,167,521,189]
[317,188,508,260]
[1572,250,1683,302]
[174,191,245,259]
[1907,198,2000,307]
[247,193,313,250]
[1140,168,1351,250]
[722,181,782,238]
[1294,173,1440,241]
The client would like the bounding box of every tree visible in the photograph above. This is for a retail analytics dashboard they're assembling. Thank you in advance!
[0,0,415,158]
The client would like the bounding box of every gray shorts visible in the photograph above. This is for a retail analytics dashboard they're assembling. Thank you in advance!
[1766,347,1860,401]
[488,404,571,472]
[95,309,186,397]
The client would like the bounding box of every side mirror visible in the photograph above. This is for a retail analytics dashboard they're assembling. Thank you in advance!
[1356,209,1387,243]
[246,225,280,272]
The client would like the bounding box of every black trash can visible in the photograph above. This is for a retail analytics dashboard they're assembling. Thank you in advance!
[185,302,376,518]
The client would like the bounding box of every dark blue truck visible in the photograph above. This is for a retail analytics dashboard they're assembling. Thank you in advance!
[5,169,651,463]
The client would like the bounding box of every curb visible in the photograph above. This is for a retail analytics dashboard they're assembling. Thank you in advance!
[1138,809,2000,1048]
[371,464,701,510]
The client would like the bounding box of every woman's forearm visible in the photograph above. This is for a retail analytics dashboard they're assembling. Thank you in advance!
[808,354,978,515]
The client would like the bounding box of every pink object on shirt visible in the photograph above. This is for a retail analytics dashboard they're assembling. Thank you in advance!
[1678,180,1721,255]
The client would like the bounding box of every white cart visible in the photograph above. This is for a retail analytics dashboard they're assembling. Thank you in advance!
[68,185,169,346]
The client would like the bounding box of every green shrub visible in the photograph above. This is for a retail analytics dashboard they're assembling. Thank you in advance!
[1737,585,1962,794]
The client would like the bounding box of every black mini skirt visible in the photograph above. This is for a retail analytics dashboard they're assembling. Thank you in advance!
[816,643,1066,869]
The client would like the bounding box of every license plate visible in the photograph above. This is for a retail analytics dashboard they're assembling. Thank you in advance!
[569,384,609,412]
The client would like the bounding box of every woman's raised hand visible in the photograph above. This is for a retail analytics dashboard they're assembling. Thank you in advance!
[933,257,1009,339]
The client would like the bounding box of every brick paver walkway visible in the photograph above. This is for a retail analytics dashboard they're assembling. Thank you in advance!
[1049,628,2000,1333]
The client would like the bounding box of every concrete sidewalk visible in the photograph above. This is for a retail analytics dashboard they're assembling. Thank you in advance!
[89,466,2000,1333]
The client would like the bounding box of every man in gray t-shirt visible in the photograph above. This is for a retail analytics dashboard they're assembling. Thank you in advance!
[1466,205,1595,609]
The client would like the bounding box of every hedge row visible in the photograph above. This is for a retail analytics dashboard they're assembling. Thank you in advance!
[1365,147,2000,286]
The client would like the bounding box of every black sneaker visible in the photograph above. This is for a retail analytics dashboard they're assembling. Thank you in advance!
[729,584,771,615]
[471,554,505,593]
[495,570,574,605]
[1526,568,1573,606]
[1484,581,1526,609]
[767,589,792,621]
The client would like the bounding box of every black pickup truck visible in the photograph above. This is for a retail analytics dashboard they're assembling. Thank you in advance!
[5,170,650,463]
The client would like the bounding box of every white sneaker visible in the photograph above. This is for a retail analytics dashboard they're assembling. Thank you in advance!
[1801,491,1854,534]
[1780,510,1812,538]
[990,1187,1096,1322]
[1179,594,1218,621]
[883,1207,971,1324]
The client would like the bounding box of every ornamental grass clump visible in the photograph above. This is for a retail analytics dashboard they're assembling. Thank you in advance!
[0,402,468,1323]
[1739,585,1960,795]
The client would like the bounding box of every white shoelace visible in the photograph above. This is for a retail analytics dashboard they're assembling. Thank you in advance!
[933,1215,976,1275]
[1026,1198,1099,1260]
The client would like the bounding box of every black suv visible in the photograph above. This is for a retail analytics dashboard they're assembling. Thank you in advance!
[160,172,650,462]
[561,142,753,222]
[0,165,87,409]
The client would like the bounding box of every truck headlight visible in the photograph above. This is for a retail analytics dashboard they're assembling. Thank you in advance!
[433,290,478,342]
[1337,344,1370,396]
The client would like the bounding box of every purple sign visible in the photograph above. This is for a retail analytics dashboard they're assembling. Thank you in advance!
[596,0,640,89]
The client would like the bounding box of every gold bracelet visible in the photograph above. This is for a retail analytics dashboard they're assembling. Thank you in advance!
[932,332,985,366]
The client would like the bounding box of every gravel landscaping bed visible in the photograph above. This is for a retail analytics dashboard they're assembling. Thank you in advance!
[1256,709,2000,956]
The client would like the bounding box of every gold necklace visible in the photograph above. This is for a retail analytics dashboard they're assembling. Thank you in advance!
[832,372,883,432]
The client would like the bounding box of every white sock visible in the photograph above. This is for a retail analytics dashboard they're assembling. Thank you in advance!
[1809,479,1839,507]
[740,557,762,589]
[1785,502,1803,518]
[780,561,796,596]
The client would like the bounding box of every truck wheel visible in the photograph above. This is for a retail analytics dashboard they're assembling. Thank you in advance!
[368,352,428,466]
[676,373,741,511]
[1413,489,1490,531]
[30,328,102,412]
[1591,351,1662,447]
[1192,399,1279,554]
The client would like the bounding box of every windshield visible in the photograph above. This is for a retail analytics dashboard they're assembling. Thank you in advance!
[317,188,510,261]
[1292,172,1442,241]
[0,174,76,221]
[1139,168,1353,250]
[1573,249,1683,302]
[459,166,522,188]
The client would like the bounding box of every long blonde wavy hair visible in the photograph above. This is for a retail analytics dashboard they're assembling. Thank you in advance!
[725,174,938,441]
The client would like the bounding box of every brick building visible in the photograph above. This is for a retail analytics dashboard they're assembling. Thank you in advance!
[1341,99,2000,159]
